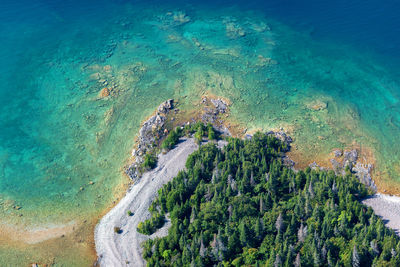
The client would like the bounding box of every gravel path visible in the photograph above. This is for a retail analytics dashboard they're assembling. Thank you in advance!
[362,193,400,235]
[94,138,198,267]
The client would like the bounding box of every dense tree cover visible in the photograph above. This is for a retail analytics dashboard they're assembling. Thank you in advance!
[139,132,400,266]
[162,122,218,151]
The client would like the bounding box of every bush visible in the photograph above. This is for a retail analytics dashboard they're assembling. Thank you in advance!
[114,226,122,234]
[161,128,182,150]
[142,153,157,170]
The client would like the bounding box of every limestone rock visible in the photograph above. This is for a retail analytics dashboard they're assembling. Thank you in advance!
[125,99,174,180]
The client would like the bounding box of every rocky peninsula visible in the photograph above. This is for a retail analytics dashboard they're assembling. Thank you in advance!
[94,97,400,266]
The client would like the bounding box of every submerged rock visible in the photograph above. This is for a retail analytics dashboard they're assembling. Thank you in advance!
[99,87,110,98]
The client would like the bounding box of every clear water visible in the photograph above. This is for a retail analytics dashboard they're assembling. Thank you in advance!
[1,0,400,265]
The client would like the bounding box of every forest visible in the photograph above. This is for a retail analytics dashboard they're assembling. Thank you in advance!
[138,128,400,266]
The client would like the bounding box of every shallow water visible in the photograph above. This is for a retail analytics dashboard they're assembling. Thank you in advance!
[1,0,400,265]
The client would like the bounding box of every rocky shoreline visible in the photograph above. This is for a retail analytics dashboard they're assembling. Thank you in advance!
[125,97,232,181]
[308,149,376,192]
[125,99,174,180]
[94,97,391,267]
[125,97,376,193]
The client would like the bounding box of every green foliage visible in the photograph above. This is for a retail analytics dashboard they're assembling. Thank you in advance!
[137,213,165,235]
[194,124,204,145]
[161,127,182,150]
[207,123,216,140]
[142,152,157,170]
[139,132,400,267]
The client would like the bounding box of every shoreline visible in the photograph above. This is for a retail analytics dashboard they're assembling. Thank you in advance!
[95,138,198,266]
[93,97,400,266]
[362,193,400,236]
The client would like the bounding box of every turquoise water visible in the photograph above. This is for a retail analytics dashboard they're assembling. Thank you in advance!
[1,0,400,264]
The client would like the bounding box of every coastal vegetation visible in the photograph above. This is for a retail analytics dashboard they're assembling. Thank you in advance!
[138,132,400,266]
[142,153,158,170]
[137,213,166,235]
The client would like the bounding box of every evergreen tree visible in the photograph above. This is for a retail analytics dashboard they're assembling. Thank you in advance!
[352,245,360,267]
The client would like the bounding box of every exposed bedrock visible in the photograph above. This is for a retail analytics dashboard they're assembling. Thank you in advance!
[125,99,174,180]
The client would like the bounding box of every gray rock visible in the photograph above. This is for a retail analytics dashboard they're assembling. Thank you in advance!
[157,99,173,114]
[309,161,324,171]
[330,158,344,175]
[125,100,174,180]
[353,162,377,192]
[210,99,228,114]
[266,130,292,151]
[334,149,342,157]
[245,134,253,140]
[329,149,376,191]
[343,149,358,167]
[282,156,295,169]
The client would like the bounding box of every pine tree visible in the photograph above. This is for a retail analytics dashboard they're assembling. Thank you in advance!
[327,250,334,267]
[240,222,250,246]
[274,254,282,267]
[352,245,360,267]
[308,182,315,198]
[255,218,264,241]
[294,253,301,267]
[313,249,321,266]
[259,196,265,214]
[276,213,284,233]
[297,224,307,243]
[370,240,379,255]
[199,235,206,258]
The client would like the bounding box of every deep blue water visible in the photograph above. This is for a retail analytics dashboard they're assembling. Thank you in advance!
[207,0,400,70]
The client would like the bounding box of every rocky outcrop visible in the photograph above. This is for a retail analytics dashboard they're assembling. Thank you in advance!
[125,99,174,180]
[200,97,231,136]
[309,161,325,171]
[353,162,376,191]
[266,130,293,152]
[245,130,294,168]
[330,149,376,192]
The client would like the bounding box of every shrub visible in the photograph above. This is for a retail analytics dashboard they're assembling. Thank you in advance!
[161,128,182,150]
[142,153,157,170]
